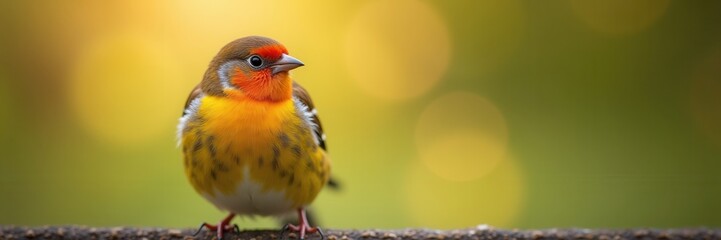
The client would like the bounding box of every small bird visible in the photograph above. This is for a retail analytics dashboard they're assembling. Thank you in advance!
[178,36,331,239]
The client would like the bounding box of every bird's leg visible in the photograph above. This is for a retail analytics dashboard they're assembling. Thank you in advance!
[282,208,324,239]
[193,213,237,239]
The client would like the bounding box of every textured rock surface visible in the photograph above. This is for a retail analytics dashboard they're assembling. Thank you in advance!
[1,225,720,240]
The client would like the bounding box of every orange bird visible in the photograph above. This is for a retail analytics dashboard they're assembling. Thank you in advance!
[178,36,331,239]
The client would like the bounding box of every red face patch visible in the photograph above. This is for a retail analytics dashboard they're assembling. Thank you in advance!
[252,44,288,62]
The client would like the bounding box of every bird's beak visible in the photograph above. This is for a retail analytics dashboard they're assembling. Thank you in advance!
[270,54,304,75]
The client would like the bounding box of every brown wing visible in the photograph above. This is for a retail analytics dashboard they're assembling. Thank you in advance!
[182,84,203,116]
[292,82,327,151]
[293,82,340,189]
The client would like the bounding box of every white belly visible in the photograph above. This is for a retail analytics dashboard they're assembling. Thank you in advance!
[201,167,294,216]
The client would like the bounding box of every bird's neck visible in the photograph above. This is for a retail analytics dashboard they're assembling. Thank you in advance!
[230,74,293,103]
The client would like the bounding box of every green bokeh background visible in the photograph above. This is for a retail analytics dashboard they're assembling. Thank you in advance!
[1,0,720,229]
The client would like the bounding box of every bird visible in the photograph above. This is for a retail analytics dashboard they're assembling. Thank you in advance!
[177,36,331,239]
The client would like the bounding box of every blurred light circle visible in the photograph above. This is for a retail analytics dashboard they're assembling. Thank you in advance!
[415,92,508,182]
[0,70,10,136]
[438,0,524,78]
[420,132,505,182]
[69,33,183,146]
[169,1,351,104]
[690,46,721,148]
[405,157,524,228]
[344,0,451,101]
[569,0,670,35]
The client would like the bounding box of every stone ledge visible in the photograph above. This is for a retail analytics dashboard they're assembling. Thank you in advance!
[1,225,720,240]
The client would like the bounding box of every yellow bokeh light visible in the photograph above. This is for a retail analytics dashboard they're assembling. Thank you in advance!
[344,0,451,101]
[416,92,508,182]
[690,45,721,148]
[404,156,524,229]
[166,1,356,102]
[569,0,670,36]
[68,33,184,146]
[421,132,505,182]
[440,0,524,78]
[0,70,9,136]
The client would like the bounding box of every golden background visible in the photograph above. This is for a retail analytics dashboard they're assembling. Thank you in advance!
[1,0,720,229]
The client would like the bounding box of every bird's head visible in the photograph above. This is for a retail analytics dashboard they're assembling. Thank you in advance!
[201,36,304,102]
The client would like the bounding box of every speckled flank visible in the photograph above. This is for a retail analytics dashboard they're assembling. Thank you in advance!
[278,133,290,148]
[272,146,280,171]
[178,94,330,214]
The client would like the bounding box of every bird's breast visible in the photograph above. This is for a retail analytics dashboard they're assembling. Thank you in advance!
[180,95,328,214]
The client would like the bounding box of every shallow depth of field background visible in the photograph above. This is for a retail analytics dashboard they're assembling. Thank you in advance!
[1,0,720,229]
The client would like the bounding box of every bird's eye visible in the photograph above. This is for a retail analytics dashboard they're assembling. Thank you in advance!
[247,55,263,68]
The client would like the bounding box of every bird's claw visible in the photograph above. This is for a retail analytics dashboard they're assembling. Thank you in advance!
[193,222,210,236]
[192,221,238,239]
[316,228,326,239]
[281,223,325,240]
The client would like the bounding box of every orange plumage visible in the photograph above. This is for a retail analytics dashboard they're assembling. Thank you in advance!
[178,36,331,239]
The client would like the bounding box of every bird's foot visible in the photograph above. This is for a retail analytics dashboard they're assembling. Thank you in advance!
[193,213,238,239]
[281,208,324,239]
[282,223,324,240]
